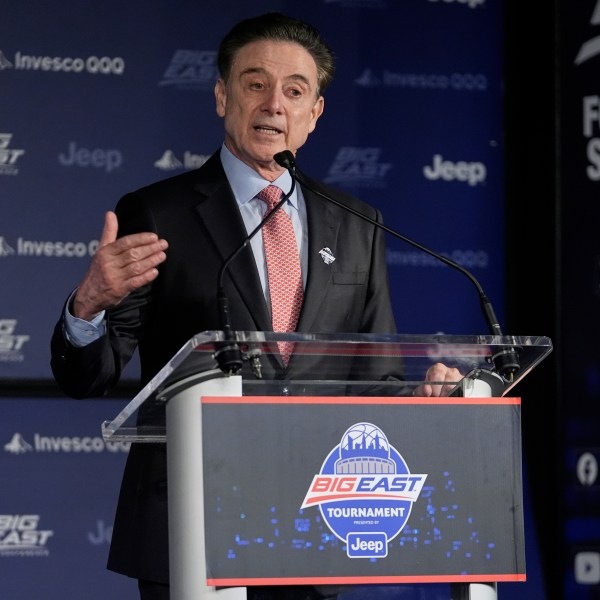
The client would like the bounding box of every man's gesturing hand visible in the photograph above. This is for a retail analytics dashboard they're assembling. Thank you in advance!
[72,211,168,321]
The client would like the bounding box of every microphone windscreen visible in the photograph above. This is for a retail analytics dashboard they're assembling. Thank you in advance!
[274,150,295,170]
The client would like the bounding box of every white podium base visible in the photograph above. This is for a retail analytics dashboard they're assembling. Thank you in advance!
[165,371,245,600]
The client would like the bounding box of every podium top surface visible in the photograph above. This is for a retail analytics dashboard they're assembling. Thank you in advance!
[102,330,552,441]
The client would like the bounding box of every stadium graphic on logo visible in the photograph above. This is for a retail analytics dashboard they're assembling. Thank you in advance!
[301,422,427,558]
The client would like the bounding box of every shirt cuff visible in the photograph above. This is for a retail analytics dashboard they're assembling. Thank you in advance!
[63,289,106,347]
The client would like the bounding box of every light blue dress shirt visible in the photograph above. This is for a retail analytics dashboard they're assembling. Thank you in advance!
[220,143,308,298]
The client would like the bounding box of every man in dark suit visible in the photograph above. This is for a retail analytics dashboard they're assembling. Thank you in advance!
[51,12,458,600]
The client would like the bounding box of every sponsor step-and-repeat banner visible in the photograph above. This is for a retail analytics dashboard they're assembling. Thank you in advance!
[0,398,137,599]
[0,0,505,381]
[0,1,547,599]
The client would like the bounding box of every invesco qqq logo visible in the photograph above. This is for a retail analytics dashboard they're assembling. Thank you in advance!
[301,423,427,559]
[0,51,124,75]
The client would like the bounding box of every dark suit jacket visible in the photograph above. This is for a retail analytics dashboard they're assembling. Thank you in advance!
[51,151,397,583]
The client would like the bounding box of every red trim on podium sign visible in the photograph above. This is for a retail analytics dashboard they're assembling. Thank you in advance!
[202,396,521,406]
[207,574,527,586]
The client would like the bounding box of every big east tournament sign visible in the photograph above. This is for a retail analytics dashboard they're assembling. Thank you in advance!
[301,422,427,559]
[201,396,526,584]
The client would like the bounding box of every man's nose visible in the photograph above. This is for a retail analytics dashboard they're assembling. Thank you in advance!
[261,88,284,113]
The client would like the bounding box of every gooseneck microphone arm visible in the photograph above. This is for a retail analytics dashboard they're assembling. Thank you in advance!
[273,150,520,381]
[214,175,297,375]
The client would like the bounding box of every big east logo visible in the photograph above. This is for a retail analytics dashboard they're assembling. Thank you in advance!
[301,422,427,559]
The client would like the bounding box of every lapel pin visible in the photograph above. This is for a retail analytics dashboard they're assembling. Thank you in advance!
[319,247,336,265]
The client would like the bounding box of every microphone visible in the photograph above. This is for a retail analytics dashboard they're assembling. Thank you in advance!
[214,175,297,376]
[273,150,520,382]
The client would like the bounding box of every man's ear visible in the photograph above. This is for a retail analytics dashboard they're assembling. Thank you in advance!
[308,96,325,134]
[214,78,227,117]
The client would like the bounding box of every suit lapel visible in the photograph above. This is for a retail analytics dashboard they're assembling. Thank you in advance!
[192,155,271,332]
[297,185,340,333]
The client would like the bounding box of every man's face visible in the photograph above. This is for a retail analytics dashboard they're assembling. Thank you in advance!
[215,40,325,180]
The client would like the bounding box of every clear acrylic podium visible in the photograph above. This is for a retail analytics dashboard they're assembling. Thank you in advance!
[102,331,552,600]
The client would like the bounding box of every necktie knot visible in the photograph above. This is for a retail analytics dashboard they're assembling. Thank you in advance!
[258,185,283,212]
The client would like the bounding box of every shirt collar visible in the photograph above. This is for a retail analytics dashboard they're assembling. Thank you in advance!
[220,144,297,209]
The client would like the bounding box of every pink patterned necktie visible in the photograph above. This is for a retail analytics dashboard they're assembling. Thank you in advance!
[258,185,303,366]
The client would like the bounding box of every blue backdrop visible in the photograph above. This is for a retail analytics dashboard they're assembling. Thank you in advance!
[0,0,505,382]
[0,1,545,598]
